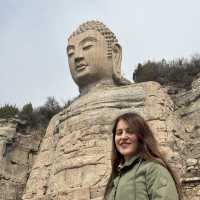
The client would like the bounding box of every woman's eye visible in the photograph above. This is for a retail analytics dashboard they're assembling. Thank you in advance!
[116,130,122,136]
[126,128,134,134]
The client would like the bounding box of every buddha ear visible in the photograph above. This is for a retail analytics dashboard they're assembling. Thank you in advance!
[112,43,122,79]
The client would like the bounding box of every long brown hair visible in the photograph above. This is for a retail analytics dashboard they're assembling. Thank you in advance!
[104,112,182,199]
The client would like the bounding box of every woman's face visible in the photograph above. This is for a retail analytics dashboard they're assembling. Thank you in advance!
[115,119,139,161]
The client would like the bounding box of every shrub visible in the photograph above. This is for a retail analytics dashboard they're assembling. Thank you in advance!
[0,97,63,130]
[0,104,19,118]
[133,55,200,89]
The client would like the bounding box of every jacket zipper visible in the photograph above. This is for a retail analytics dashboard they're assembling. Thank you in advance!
[113,171,121,200]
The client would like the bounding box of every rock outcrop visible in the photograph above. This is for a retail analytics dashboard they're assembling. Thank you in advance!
[0,118,44,200]
[171,73,200,199]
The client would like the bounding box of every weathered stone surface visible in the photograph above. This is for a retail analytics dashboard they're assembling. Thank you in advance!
[0,118,44,200]
[186,158,198,167]
[22,82,185,200]
[171,73,200,199]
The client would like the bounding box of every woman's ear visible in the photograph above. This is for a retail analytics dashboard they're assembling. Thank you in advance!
[112,43,122,79]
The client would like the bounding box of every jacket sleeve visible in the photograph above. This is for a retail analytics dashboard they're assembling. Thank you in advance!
[145,162,179,200]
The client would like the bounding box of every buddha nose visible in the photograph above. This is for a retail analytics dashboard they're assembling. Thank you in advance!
[74,49,84,63]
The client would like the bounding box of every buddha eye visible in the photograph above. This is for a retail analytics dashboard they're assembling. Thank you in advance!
[83,42,94,50]
[67,49,74,57]
[67,45,75,57]
[82,40,96,50]
[83,44,93,50]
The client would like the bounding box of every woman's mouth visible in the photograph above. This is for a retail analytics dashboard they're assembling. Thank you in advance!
[120,143,131,148]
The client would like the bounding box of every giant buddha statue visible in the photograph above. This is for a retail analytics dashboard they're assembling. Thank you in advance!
[67,20,130,94]
[22,21,184,200]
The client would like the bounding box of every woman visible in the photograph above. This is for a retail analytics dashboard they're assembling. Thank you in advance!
[104,112,182,200]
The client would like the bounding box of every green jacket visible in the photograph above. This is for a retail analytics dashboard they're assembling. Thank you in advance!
[105,155,179,200]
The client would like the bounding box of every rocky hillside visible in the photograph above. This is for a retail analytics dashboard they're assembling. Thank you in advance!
[0,118,44,199]
[172,73,200,198]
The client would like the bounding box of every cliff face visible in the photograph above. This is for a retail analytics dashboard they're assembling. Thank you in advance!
[0,119,44,200]
[170,74,200,199]
[0,75,199,200]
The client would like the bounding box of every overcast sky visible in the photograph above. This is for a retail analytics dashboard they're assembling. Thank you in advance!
[1,0,200,108]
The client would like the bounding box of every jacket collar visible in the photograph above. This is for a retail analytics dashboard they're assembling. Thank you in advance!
[119,154,141,171]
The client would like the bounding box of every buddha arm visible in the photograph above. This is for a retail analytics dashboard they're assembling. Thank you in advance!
[22,114,60,199]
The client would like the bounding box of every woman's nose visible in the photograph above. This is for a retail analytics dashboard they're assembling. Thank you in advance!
[121,131,128,139]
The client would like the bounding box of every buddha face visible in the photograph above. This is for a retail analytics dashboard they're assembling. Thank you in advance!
[67,30,114,87]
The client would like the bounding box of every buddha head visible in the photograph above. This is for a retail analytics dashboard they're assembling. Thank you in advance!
[67,20,124,93]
